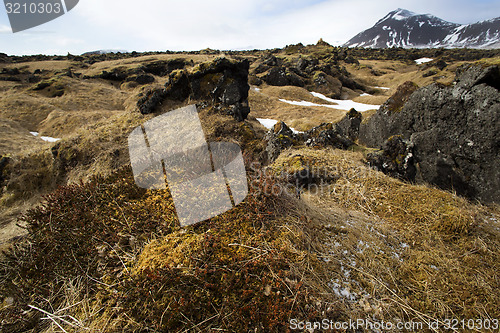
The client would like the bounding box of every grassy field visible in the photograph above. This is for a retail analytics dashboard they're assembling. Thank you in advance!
[0,49,498,332]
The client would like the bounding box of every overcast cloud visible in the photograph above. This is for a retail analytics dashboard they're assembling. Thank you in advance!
[1,0,499,55]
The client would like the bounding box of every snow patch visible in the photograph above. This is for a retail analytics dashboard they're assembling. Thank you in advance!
[30,132,60,143]
[256,118,277,129]
[370,35,380,47]
[310,92,380,111]
[329,280,356,301]
[256,118,302,134]
[415,57,433,64]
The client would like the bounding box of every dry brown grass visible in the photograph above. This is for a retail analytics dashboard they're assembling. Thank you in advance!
[81,54,218,77]
[0,60,74,72]
[1,52,499,331]
[269,147,500,324]
[248,85,348,131]
[0,119,45,155]
[0,76,127,135]
[346,59,457,97]
[475,56,500,66]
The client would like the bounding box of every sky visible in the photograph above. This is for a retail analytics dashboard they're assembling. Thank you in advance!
[1,0,500,55]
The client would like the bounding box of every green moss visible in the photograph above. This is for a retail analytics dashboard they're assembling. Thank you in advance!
[1,165,321,331]
[347,108,362,119]
[386,81,419,113]
[312,71,326,81]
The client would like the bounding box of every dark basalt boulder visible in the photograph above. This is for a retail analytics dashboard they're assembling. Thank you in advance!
[136,58,251,121]
[0,156,10,191]
[336,108,362,141]
[140,59,187,76]
[264,121,298,163]
[1,67,20,75]
[309,71,343,99]
[189,57,251,121]
[136,88,167,115]
[304,123,353,150]
[262,67,305,87]
[97,68,130,81]
[295,57,319,74]
[262,54,279,67]
[360,65,500,203]
[359,81,419,147]
[263,120,357,163]
[164,70,191,101]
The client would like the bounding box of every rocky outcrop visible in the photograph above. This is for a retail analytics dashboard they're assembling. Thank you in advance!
[164,70,191,101]
[250,52,367,98]
[0,155,10,193]
[87,59,187,86]
[359,81,419,147]
[304,123,353,149]
[137,88,168,115]
[32,79,66,97]
[137,58,251,121]
[264,121,354,163]
[140,59,187,76]
[310,71,343,98]
[264,121,298,163]
[262,67,305,87]
[336,108,362,141]
[126,74,155,85]
[360,65,500,203]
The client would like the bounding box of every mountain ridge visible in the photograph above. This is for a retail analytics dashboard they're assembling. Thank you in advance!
[345,8,500,49]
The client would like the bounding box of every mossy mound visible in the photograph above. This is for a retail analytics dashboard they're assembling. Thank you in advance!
[0,165,334,332]
[269,147,499,322]
[271,147,479,237]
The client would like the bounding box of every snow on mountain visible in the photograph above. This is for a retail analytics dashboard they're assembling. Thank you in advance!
[81,49,128,55]
[345,8,500,49]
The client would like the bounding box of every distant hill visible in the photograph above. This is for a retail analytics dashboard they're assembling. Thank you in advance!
[81,49,128,56]
[345,8,500,49]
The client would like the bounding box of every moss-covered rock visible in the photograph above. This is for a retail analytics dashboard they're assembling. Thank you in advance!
[136,87,167,114]
[262,67,305,87]
[337,108,362,141]
[304,123,354,150]
[140,59,187,76]
[32,78,66,97]
[264,121,299,163]
[136,58,250,120]
[360,65,500,203]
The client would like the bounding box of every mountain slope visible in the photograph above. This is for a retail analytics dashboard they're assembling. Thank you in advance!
[345,8,500,49]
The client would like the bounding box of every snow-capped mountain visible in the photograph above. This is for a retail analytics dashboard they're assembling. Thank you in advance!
[81,49,128,55]
[345,9,500,49]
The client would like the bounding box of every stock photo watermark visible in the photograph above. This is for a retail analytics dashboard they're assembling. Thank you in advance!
[4,0,79,32]
[128,105,248,227]
[290,318,500,331]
